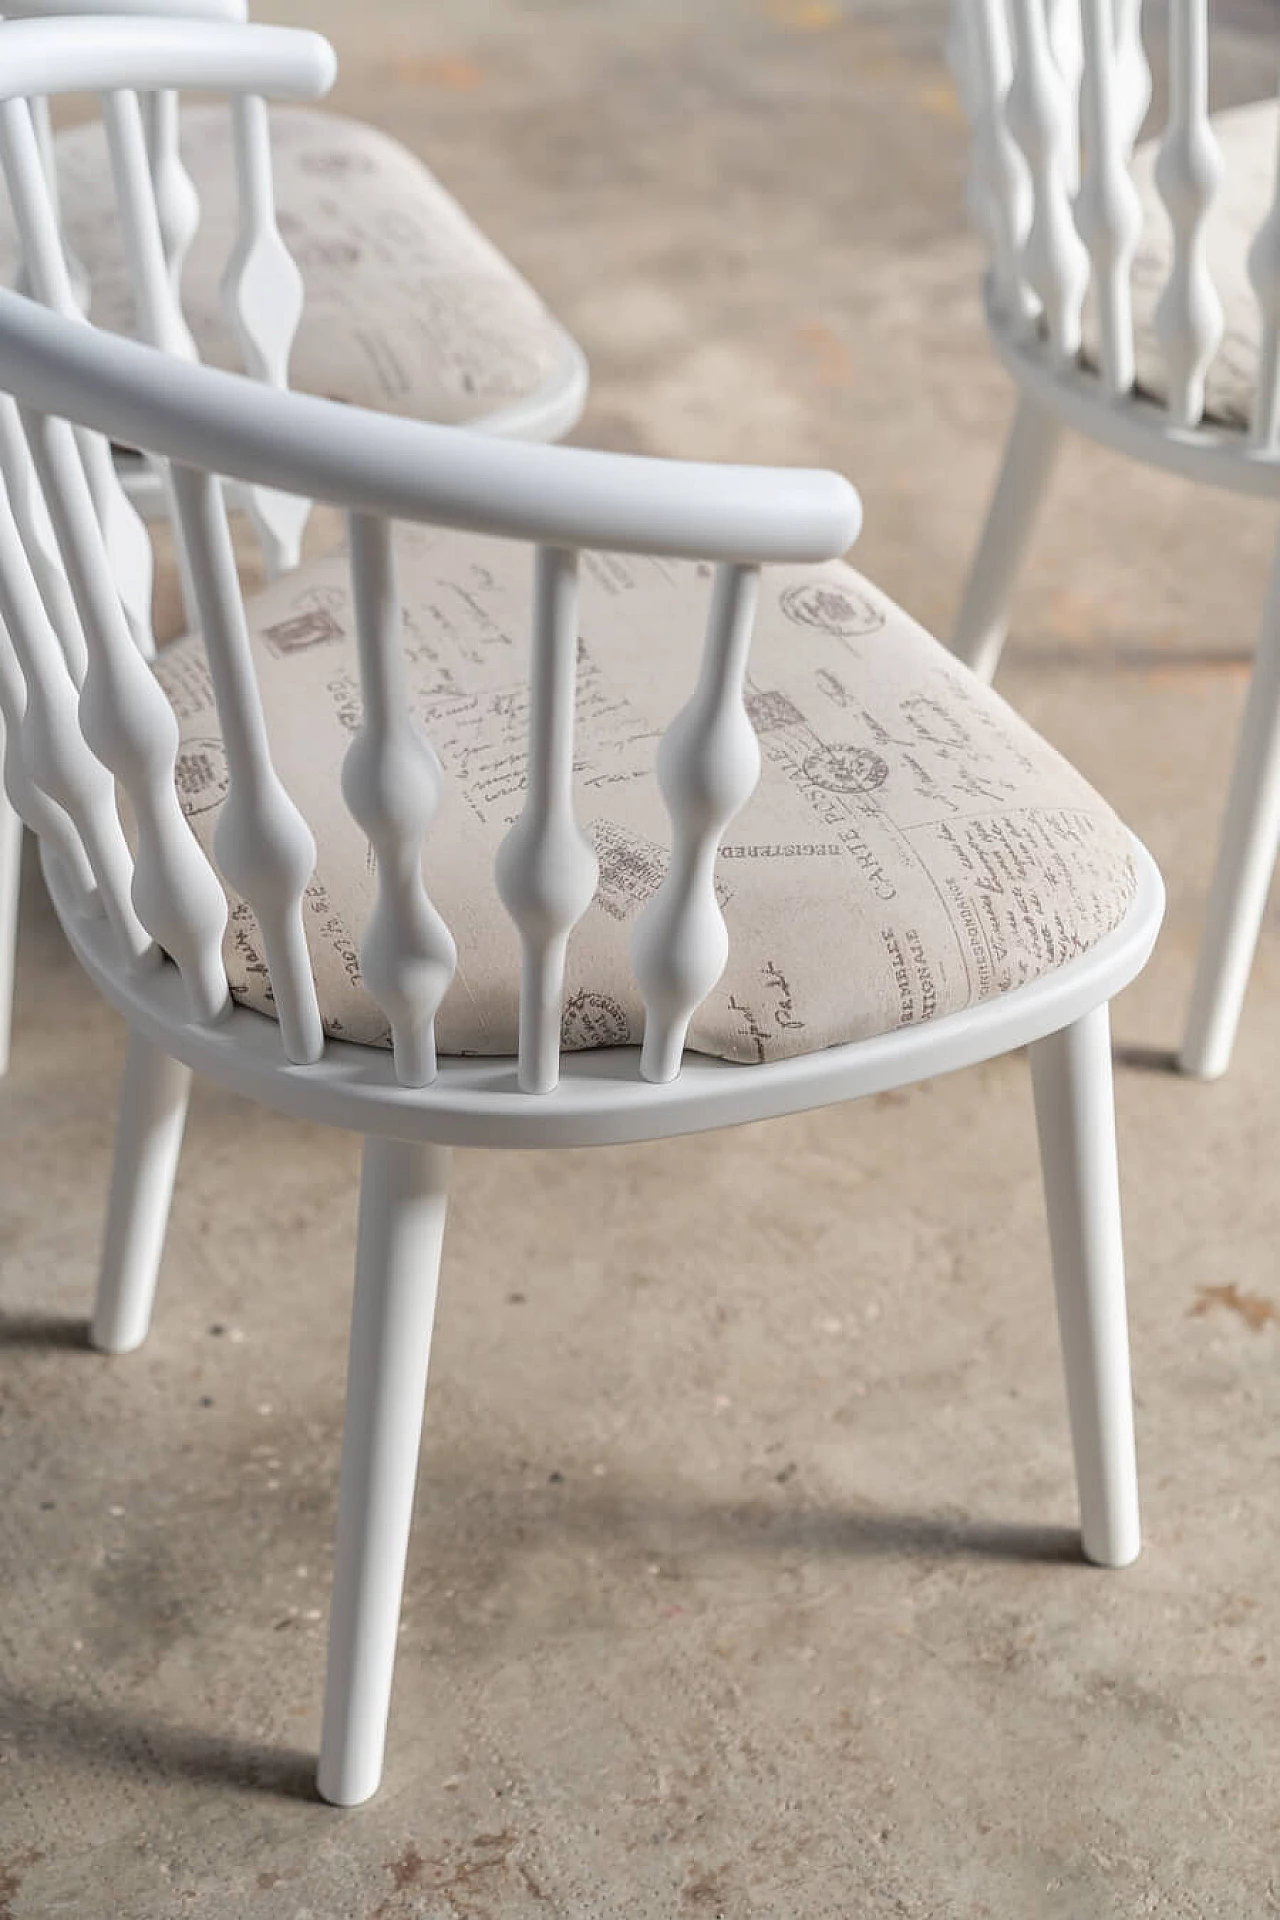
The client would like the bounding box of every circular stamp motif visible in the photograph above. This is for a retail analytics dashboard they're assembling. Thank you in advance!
[173,738,230,817]
[803,744,890,795]
[780,581,886,638]
[560,990,632,1051]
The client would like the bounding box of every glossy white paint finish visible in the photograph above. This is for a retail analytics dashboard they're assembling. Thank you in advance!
[342,512,456,1088]
[0,290,860,566]
[963,0,1031,323]
[171,462,322,1062]
[1030,1004,1140,1568]
[494,545,597,1095]
[633,562,762,1083]
[0,435,145,958]
[0,93,156,655]
[0,396,86,679]
[221,93,312,574]
[1247,125,1280,453]
[0,621,92,912]
[1076,0,1142,396]
[317,1136,450,1807]
[951,392,1063,681]
[1180,536,1280,1076]
[143,89,200,317]
[0,14,336,99]
[23,404,230,1021]
[0,787,20,1075]
[1006,0,1088,355]
[1112,0,1153,156]
[1152,0,1223,427]
[92,1033,192,1355]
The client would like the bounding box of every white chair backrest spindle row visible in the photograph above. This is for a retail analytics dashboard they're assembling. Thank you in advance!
[0,20,341,1031]
[1150,0,1223,426]
[959,0,1280,443]
[0,83,158,650]
[0,22,862,1093]
[1075,0,1142,394]
[0,279,859,1090]
[1004,0,1090,357]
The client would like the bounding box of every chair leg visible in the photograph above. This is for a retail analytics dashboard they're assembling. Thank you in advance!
[1028,1004,1140,1569]
[952,394,1063,683]
[91,1031,192,1355]
[1179,537,1280,1079]
[0,790,22,1077]
[317,1136,451,1808]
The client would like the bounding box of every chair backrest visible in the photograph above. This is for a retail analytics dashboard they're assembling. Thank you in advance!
[0,9,328,623]
[958,0,1280,445]
[0,30,861,1097]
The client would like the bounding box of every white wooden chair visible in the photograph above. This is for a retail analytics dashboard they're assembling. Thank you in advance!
[0,19,1164,1808]
[952,0,1280,1079]
[0,6,588,1077]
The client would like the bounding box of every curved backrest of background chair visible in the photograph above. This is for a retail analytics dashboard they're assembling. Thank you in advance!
[0,15,337,643]
[0,263,859,1096]
[6,0,304,410]
[958,0,1280,493]
[5,2,286,375]
[5,0,590,457]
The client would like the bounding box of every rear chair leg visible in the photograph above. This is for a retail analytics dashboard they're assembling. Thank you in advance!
[91,1031,192,1354]
[952,394,1063,684]
[317,1136,451,1808]
[1029,1004,1140,1569]
[1179,533,1280,1079]
[0,789,22,1076]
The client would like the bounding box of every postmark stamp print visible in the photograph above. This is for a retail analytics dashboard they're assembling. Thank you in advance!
[780,580,886,638]
[802,744,890,794]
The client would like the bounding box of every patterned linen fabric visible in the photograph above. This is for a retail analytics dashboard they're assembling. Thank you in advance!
[154,531,1139,1064]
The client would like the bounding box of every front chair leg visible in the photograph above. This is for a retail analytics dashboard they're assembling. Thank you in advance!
[1029,1004,1140,1569]
[91,1030,192,1354]
[317,1136,451,1808]
[952,394,1063,684]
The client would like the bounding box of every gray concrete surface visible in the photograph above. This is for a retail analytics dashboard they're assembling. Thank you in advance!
[3,1,1280,1913]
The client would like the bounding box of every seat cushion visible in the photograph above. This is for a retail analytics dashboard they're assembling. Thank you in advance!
[1099,99,1276,430]
[153,531,1138,1064]
[0,105,572,426]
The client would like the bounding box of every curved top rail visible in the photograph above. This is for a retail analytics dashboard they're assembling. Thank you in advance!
[0,15,334,99]
[3,0,248,21]
[0,291,864,561]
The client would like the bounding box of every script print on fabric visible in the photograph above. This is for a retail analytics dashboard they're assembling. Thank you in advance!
[155,531,1137,1065]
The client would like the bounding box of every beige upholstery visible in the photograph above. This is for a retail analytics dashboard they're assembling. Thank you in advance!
[1111,99,1278,431]
[153,530,1138,1065]
[0,106,571,425]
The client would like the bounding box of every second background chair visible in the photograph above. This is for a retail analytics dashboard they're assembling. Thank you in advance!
[952,0,1280,1080]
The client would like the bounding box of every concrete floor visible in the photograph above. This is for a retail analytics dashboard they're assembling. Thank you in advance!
[3,1,1280,1913]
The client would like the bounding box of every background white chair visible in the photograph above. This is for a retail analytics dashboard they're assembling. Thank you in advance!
[2,0,588,473]
[952,0,1280,1080]
[0,4,588,1077]
[0,18,1163,1808]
